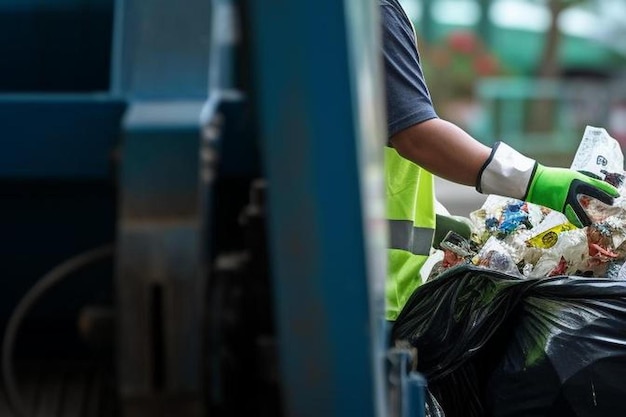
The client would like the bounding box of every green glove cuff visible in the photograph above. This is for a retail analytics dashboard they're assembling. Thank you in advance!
[526,164,619,227]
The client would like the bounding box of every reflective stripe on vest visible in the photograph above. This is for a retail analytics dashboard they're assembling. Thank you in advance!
[385,146,436,321]
[388,220,433,256]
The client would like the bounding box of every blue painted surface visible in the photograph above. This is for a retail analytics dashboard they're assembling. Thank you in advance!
[119,101,206,218]
[247,0,386,416]
[0,1,392,414]
[111,0,212,99]
[0,1,121,357]
[0,94,126,179]
[115,99,208,398]
[112,0,218,409]
[0,0,114,92]
[407,373,427,417]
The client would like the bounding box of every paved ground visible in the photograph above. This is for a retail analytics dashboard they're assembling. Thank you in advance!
[434,176,488,218]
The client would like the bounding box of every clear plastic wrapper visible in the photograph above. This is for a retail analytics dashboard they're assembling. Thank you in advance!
[570,126,623,178]
[605,260,626,280]
[440,231,475,258]
[570,126,626,223]
[530,228,588,277]
[501,229,533,265]
[470,196,546,242]
[428,232,476,277]
[525,211,573,249]
[474,236,522,277]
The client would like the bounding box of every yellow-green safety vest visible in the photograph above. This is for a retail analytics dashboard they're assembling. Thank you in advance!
[385,146,436,321]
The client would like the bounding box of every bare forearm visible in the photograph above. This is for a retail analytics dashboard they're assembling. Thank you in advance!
[390,118,491,187]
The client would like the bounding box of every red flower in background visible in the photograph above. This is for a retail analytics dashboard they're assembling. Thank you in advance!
[473,54,500,76]
[447,31,478,54]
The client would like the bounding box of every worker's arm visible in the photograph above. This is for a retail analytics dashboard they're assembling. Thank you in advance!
[381,2,618,228]
[390,117,619,227]
[390,117,490,186]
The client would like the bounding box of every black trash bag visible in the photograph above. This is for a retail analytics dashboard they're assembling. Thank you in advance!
[392,265,537,417]
[426,389,445,417]
[486,276,626,417]
[392,264,626,417]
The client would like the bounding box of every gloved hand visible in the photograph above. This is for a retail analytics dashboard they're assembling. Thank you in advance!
[477,142,619,227]
[526,165,618,227]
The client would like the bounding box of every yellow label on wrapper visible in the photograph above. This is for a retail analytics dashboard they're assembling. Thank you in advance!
[527,223,577,248]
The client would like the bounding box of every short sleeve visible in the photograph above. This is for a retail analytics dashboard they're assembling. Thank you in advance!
[380,2,438,138]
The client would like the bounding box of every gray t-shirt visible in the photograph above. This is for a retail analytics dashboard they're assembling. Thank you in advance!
[380,0,438,139]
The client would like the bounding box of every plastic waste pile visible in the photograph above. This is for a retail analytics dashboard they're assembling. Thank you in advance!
[433,126,626,280]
